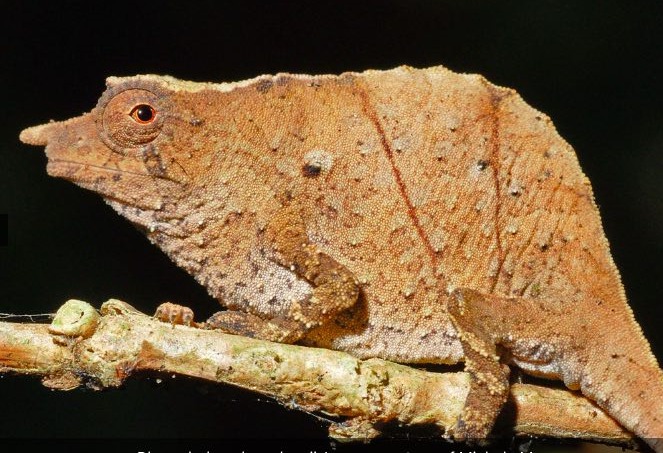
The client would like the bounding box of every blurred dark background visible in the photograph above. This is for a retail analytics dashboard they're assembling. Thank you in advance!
[1,0,662,450]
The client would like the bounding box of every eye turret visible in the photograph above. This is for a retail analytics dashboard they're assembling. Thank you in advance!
[96,82,167,153]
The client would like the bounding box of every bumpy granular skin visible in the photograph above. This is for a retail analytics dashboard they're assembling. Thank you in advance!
[20,65,663,450]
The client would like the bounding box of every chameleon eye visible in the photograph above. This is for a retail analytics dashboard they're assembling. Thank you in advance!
[130,104,156,124]
[97,87,165,152]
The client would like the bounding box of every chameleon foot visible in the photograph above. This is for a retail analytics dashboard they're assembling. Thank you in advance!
[154,302,197,327]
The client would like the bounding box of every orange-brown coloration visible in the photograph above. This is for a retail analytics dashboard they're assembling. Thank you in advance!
[19,66,663,450]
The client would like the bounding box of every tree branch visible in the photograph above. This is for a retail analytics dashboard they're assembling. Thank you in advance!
[0,299,636,448]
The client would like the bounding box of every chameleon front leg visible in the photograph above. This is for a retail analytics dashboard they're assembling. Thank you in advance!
[204,204,360,343]
[154,301,303,341]
[447,288,511,442]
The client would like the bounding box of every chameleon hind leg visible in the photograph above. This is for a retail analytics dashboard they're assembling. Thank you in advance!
[447,288,511,442]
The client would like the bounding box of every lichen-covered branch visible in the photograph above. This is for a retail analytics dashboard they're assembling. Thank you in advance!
[0,299,635,448]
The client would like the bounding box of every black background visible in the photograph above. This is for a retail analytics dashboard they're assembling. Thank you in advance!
[2,1,662,450]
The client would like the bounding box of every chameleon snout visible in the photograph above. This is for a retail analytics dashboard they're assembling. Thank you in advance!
[20,121,62,147]
[20,113,98,150]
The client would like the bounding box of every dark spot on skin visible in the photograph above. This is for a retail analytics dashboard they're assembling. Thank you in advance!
[249,260,260,274]
[276,75,293,86]
[333,318,347,328]
[267,296,277,306]
[544,150,552,158]
[476,159,489,171]
[112,174,121,182]
[539,243,550,251]
[338,74,356,85]
[142,145,168,177]
[256,79,273,93]
[224,212,243,225]
[302,163,322,177]
[190,118,203,126]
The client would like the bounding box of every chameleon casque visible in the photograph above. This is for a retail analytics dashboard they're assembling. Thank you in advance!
[20,66,662,449]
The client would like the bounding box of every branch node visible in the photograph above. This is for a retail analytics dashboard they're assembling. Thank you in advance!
[48,299,100,340]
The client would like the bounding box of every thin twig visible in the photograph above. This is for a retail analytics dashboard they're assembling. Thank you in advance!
[0,298,637,449]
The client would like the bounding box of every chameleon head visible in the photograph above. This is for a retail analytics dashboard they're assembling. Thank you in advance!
[19,74,280,287]
[19,76,206,223]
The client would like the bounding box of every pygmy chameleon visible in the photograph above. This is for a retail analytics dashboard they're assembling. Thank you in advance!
[20,66,663,450]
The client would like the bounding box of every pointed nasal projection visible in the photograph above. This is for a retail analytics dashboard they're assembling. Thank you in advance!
[19,121,66,146]
[18,121,62,146]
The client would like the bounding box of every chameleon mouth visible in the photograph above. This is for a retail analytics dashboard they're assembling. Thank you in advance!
[46,158,99,180]
[46,158,150,181]
[46,159,164,210]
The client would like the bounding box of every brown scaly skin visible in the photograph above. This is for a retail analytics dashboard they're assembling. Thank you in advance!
[20,66,663,450]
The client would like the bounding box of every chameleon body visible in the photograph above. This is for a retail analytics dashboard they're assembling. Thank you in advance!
[20,66,663,449]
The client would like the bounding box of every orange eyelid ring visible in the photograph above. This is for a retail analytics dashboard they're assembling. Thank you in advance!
[129,104,157,124]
